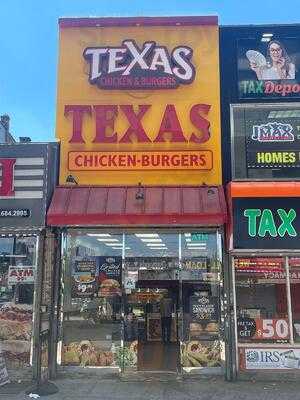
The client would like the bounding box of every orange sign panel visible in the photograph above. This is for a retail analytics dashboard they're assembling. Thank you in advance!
[68,150,213,171]
[57,16,221,185]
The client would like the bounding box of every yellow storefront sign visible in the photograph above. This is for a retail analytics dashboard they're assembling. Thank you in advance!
[57,16,221,185]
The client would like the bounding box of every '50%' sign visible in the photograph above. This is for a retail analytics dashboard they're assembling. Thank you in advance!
[238,318,289,341]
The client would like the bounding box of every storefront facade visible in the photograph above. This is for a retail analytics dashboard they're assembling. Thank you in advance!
[221,24,300,377]
[47,16,232,377]
[0,143,58,384]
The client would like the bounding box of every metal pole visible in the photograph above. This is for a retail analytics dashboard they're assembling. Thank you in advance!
[285,256,294,345]
[49,228,62,379]
[32,230,45,384]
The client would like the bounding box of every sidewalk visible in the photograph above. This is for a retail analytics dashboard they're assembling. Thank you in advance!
[1,374,300,400]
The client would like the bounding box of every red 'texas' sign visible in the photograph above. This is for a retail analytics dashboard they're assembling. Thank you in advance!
[0,158,16,196]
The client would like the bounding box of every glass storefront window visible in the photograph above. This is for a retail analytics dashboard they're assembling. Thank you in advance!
[288,258,300,344]
[0,235,38,379]
[235,257,290,343]
[61,232,122,368]
[180,233,223,370]
[61,230,224,373]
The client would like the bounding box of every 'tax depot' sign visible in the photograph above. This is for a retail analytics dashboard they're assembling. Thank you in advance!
[233,198,300,249]
[56,16,221,185]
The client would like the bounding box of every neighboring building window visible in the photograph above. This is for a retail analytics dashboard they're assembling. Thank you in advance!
[231,104,300,180]
[234,256,300,344]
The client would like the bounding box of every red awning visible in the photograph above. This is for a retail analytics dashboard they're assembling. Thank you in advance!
[47,185,227,227]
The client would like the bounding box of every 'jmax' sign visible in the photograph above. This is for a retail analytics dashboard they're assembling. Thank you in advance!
[233,197,300,249]
[83,39,195,89]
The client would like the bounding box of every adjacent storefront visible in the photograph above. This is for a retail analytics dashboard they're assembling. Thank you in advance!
[228,182,300,375]
[0,143,58,383]
[47,16,229,376]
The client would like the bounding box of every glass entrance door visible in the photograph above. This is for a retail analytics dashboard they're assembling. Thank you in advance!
[122,233,180,372]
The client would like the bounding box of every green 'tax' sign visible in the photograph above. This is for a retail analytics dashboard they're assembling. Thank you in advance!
[243,208,297,238]
[233,198,300,250]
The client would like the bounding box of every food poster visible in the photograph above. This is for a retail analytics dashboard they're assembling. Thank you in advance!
[189,292,219,339]
[0,303,33,371]
[181,340,222,368]
[97,257,122,298]
[62,339,138,369]
[71,257,98,298]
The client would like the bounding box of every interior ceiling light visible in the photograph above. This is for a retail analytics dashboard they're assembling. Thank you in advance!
[184,233,191,237]
[146,243,166,247]
[87,233,111,237]
[105,243,123,246]
[112,247,130,250]
[186,241,206,245]
[262,33,273,37]
[261,37,271,42]
[135,233,159,238]
[96,238,119,242]
[140,238,162,242]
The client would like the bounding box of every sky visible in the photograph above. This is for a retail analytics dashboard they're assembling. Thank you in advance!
[0,0,298,142]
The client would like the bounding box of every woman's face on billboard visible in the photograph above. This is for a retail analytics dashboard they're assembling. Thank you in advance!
[269,43,283,62]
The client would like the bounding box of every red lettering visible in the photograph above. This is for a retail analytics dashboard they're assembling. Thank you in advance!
[154,105,186,142]
[199,155,206,166]
[141,155,150,166]
[24,269,33,277]
[118,155,126,167]
[108,154,117,167]
[275,84,283,94]
[119,105,151,143]
[292,84,300,93]
[264,81,274,93]
[99,155,107,167]
[93,105,118,143]
[0,159,16,196]
[181,155,189,166]
[74,155,83,167]
[190,104,211,143]
[65,105,92,143]
[161,154,170,166]
[190,154,199,166]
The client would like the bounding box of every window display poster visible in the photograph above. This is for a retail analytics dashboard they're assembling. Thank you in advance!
[238,38,300,99]
[190,292,219,323]
[71,257,97,298]
[97,257,122,298]
[242,348,300,369]
[237,317,289,341]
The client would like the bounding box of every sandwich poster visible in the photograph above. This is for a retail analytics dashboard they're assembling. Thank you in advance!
[97,257,122,297]
[71,257,97,298]
[237,38,300,99]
